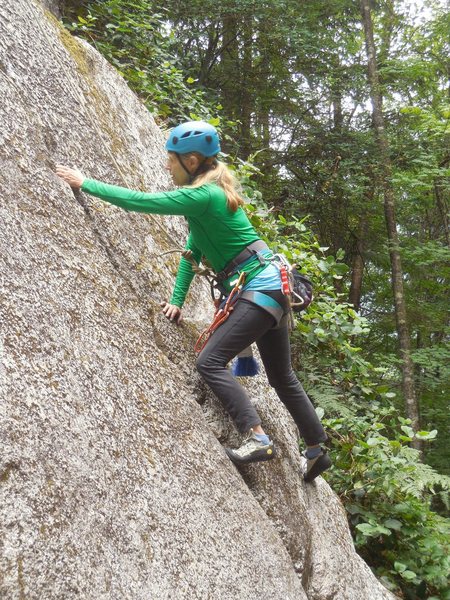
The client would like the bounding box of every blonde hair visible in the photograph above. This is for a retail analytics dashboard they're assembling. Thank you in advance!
[182,153,245,213]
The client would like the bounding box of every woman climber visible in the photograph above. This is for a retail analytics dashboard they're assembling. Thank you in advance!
[56,120,331,482]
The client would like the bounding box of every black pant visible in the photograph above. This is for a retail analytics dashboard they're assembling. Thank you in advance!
[196,294,327,446]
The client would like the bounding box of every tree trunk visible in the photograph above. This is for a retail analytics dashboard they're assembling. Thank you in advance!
[239,17,253,158]
[349,213,368,311]
[360,0,421,449]
[221,15,239,122]
[434,170,449,247]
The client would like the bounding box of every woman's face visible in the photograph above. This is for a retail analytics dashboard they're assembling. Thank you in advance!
[166,152,200,185]
[166,153,187,185]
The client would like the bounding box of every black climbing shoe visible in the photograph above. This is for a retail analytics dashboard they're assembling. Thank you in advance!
[225,430,276,465]
[303,448,331,482]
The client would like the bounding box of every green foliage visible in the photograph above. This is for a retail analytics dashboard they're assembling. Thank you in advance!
[323,407,450,598]
[63,0,215,123]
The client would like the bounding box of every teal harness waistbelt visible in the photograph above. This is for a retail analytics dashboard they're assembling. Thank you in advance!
[240,290,285,326]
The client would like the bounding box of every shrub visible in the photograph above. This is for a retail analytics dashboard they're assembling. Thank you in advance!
[323,407,450,599]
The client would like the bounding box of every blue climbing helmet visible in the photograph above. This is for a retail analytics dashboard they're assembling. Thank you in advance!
[165,121,221,157]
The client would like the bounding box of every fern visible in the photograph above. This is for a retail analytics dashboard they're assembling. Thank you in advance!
[394,446,450,506]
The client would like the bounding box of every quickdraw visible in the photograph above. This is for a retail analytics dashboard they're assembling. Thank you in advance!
[279,263,291,296]
[194,271,246,353]
[272,254,314,312]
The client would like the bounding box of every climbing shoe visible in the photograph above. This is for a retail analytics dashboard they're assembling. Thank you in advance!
[225,430,275,465]
[303,448,331,483]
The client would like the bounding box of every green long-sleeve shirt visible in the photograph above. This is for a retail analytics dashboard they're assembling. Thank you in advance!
[81,179,267,307]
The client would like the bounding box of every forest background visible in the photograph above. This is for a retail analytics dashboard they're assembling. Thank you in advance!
[60,1,449,598]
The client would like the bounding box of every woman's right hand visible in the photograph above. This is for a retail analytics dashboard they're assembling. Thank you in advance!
[56,165,85,189]
[160,302,183,325]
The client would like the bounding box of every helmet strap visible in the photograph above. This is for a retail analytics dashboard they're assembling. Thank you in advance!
[192,157,211,179]
[176,153,194,183]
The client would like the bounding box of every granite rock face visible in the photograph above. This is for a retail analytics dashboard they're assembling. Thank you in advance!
[0,2,396,599]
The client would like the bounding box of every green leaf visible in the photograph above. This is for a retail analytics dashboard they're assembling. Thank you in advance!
[346,504,364,515]
[415,429,438,440]
[356,523,377,536]
[400,425,414,437]
[317,260,329,273]
[394,561,407,573]
[333,262,349,275]
[366,437,381,446]
[356,523,391,537]
[401,570,417,581]
[315,406,325,419]
[384,519,402,531]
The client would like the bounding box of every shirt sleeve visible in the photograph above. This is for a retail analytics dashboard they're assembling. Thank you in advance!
[81,178,211,217]
[169,234,203,308]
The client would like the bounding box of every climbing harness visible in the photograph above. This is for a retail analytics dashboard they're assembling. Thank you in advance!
[160,239,269,301]
[160,243,313,350]
[194,271,246,353]
[215,240,269,286]
[160,242,277,352]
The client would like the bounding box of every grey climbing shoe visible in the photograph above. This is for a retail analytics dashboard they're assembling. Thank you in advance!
[303,448,331,482]
[225,431,275,465]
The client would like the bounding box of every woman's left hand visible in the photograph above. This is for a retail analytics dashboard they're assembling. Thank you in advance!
[56,165,85,189]
[160,301,183,325]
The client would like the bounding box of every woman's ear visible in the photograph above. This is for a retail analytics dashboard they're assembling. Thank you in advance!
[185,153,201,173]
